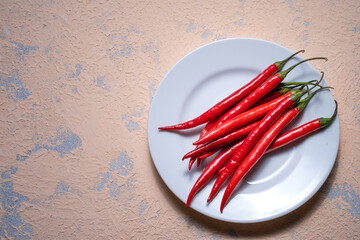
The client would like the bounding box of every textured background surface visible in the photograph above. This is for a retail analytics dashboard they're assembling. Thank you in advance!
[1,0,359,239]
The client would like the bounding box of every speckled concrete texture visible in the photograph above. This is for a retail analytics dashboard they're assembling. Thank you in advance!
[0,0,359,239]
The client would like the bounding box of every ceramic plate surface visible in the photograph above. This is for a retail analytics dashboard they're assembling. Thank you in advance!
[147,38,339,223]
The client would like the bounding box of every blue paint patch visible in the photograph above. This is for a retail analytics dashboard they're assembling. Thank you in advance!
[302,34,309,41]
[142,41,160,64]
[286,0,294,8]
[216,33,228,41]
[48,129,82,157]
[323,182,360,221]
[48,181,82,200]
[125,176,136,191]
[353,24,360,33]
[72,87,78,94]
[1,167,18,179]
[16,154,29,162]
[0,170,34,239]
[11,41,39,61]
[186,22,196,32]
[234,20,243,27]
[16,129,82,160]
[123,109,143,132]
[0,71,32,102]
[94,75,109,91]
[148,78,158,102]
[107,43,134,60]
[96,19,107,31]
[27,104,37,120]
[96,76,104,87]
[185,219,206,238]
[304,20,310,27]
[91,152,135,199]
[132,108,144,118]
[110,152,134,176]
[126,120,140,132]
[44,44,51,55]
[68,64,83,80]
[93,172,112,192]
[202,29,212,39]
[108,34,118,41]
[138,200,148,216]
[54,96,60,103]
[121,108,144,132]
[107,179,123,199]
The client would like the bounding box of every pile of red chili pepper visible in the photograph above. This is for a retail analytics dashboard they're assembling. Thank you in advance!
[158,50,338,213]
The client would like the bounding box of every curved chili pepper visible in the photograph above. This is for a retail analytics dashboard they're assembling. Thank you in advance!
[186,98,336,207]
[220,108,300,212]
[219,98,335,212]
[188,118,218,170]
[198,150,218,159]
[196,57,327,144]
[253,80,317,108]
[183,121,259,160]
[207,91,304,203]
[252,86,292,107]
[268,100,337,152]
[186,140,244,207]
[193,90,298,145]
[192,86,295,167]
[158,50,305,131]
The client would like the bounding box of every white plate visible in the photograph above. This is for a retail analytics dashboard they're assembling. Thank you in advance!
[147,38,339,223]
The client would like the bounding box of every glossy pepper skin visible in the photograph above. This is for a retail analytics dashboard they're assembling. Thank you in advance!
[220,106,302,212]
[186,140,244,207]
[207,91,303,203]
[188,86,294,167]
[188,117,218,170]
[183,121,259,160]
[268,101,338,152]
[193,90,297,145]
[219,100,337,212]
[186,100,336,208]
[158,50,305,131]
[195,57,327,144]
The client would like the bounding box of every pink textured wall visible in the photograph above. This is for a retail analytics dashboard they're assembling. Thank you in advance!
[0,0,359,239]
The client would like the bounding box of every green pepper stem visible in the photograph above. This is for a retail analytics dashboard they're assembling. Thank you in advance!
[274,50,305,71]
[319,101,338,128]
[277,57,328,80]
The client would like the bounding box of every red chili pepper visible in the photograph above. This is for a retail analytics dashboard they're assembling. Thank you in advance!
[186,97,336,207]
[158,50,305,131]
[219,98,335,212]
[194,57,327,144]
[207,90,304,203]
[198,150,218,159]
[268,101,337,152]
[192,86,294,166]
[252,86,292,107]
[183,121,260,160]
[186,140,244,207]
[199,57,327,138]
[254,80,318,108]
[188,118,218,170]
[193,89,298,145]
